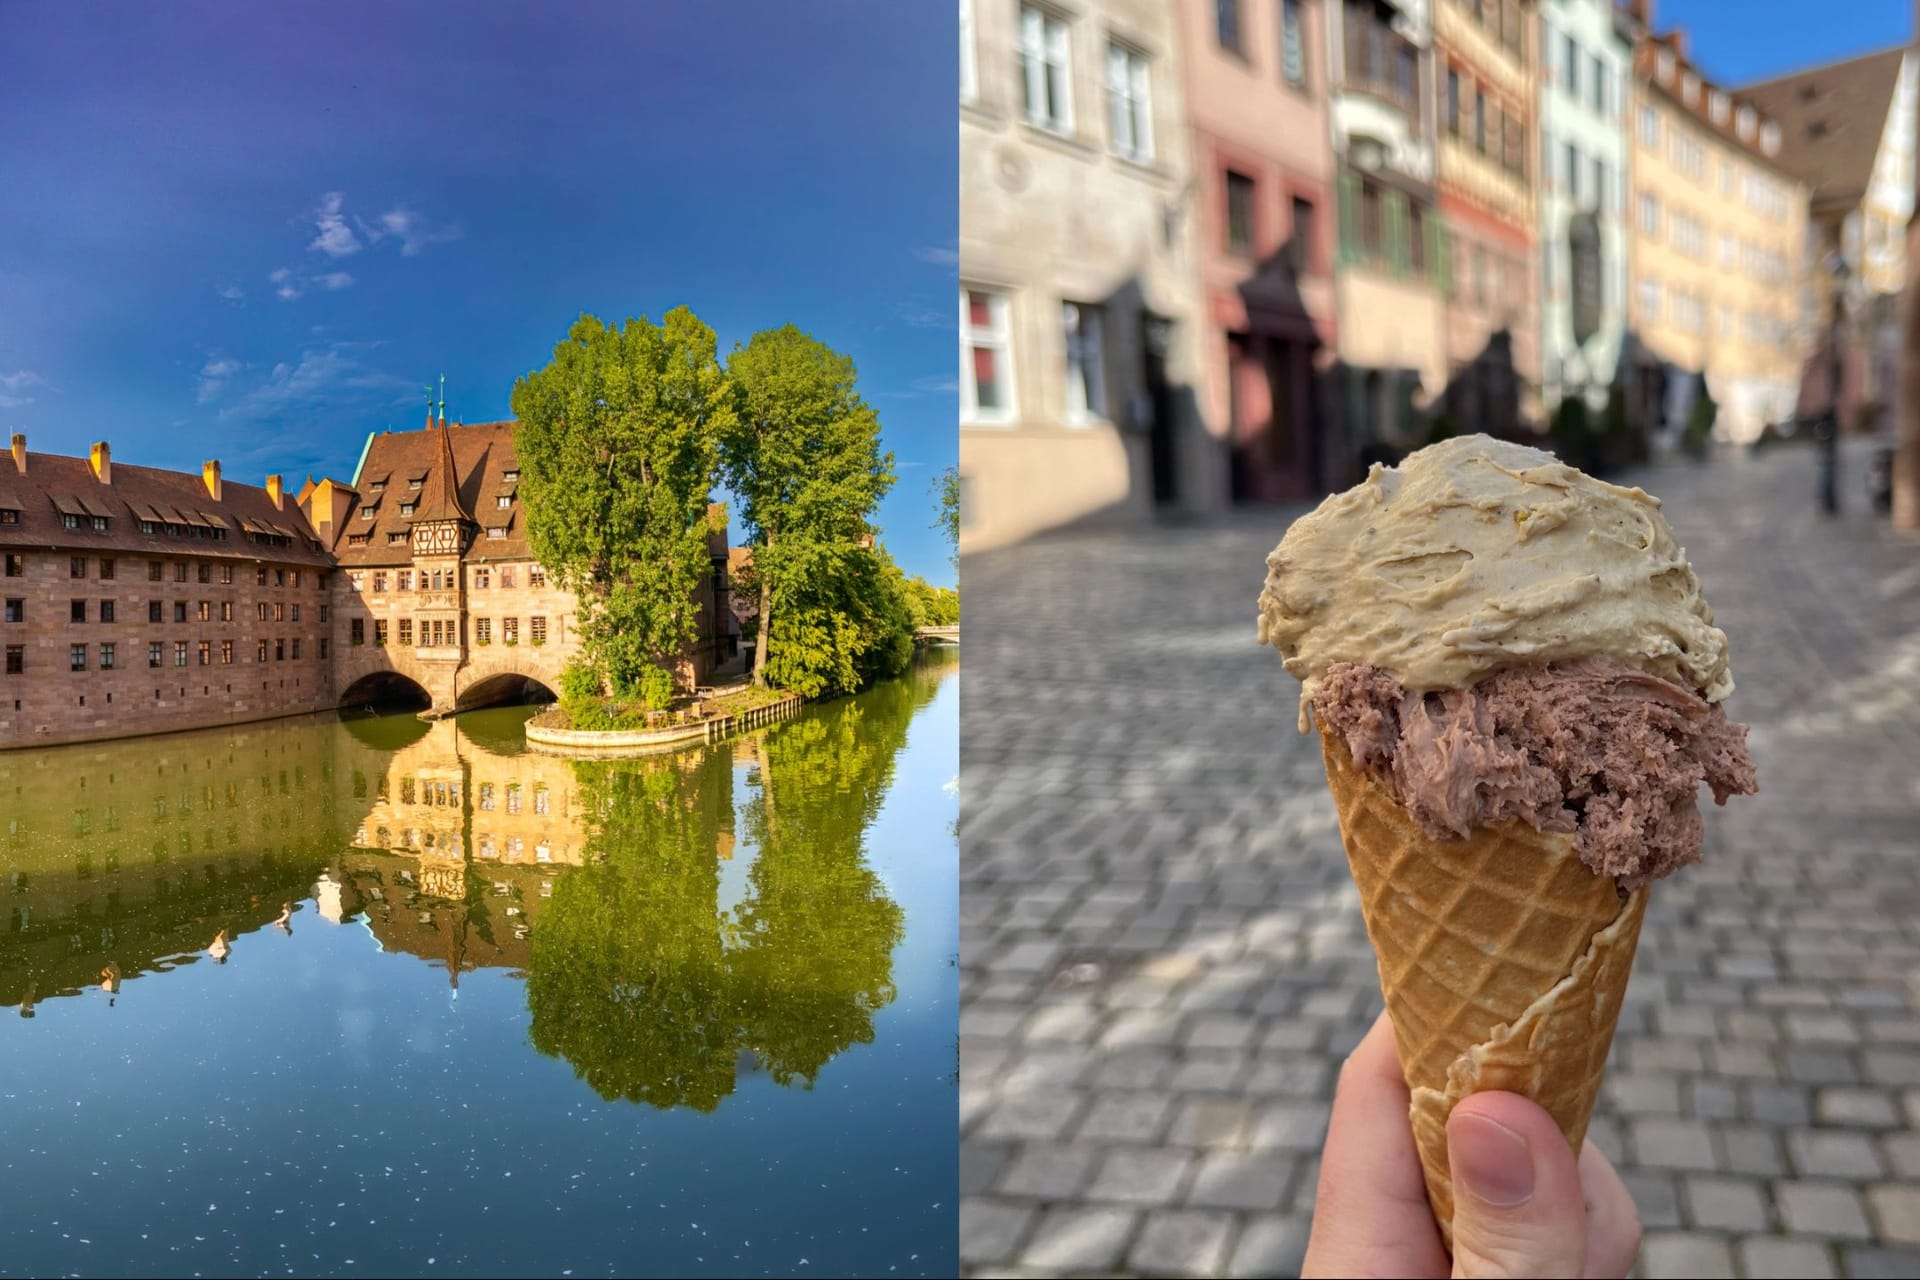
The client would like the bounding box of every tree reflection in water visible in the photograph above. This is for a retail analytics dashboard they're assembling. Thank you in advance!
[526,660,946,1111]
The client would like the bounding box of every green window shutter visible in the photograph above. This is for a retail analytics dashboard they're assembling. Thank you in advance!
[1384,191,1408,275]
[1431,215,1452,295]
[1337,172,1360,265]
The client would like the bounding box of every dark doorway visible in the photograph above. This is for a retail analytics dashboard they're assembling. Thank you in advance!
[1143,312,1178,506]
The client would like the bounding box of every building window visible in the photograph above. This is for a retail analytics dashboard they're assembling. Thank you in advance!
[350,618,364,646]
[506,784,522,814]
[275,639,285,661]
[194,601,208,622]
[173,641,188,668]
[71,599,86,623]
[1281,0,1306,85]
[61,513,79,530]
[70,644,86,672]
[1290,196,1317,274]
[1061,302,1107,422]
[3,555,20,577]
[0,509,14,525]
[504,617,519,645]
[1217,0,1241,52]
[148,600,162,623]
[1445,69,1460,135]
[100,559,115,580]
[99,643,114,670]
[1564,142,1580,201]
[397,570,412,591]
[476,617,491,644]
[257,640,268,663]
[100,600,114,624]
[318,638,328,660]
[374,619,389,646]
[500,566,515,588]
[1562,33,1578,99]
[1591,54,1607,115]
[4,646,20,675]
[1106,43,1152,162]
[372,571,386,593]
[148,642,162,669]
[256,566,267,586]
[274,602,284,622]
[292,639,301,660]
[221,640,233,665]
[1017,5,1072,134]
[70,557,85,579]
[173,602,187,624]
[529,565,545,588]
[399,501,415,516]
[256,602,268,621]
[148,560,163,581]
[1225,169,1255,254]
[2,599,19,623]
[1638,278,1661,322]
[1474,89,1487,153]
[399,618,413,646]
[1360,178,1383,258]
[474,567,491,590]
[1638,103,1658,148]
[531,616,547,645]
[486,526,507,540]
[961,288,1014,423]
[388,531,409,546]
[361,506,376,521]
[198,641,210,666]
[1639,193,1660,236]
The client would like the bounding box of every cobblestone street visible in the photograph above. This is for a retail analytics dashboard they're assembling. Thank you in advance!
[959,441,1920,1279]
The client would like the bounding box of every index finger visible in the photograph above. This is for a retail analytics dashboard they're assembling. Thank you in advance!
[1302,1010,1452,1279]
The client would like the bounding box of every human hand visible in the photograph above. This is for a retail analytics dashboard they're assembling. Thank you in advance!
[1302,1011,1641,1278]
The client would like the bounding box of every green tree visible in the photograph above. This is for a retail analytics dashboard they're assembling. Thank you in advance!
[722,325,895,689]
[761,540,915,699]
[510,310,730,704]
[933,465,960,569]
[899,575,959,627]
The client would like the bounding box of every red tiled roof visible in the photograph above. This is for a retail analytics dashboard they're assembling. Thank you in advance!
[0,451,328,565]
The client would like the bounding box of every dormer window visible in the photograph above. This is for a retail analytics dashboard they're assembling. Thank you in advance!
[361,507,376,521]
[369,480,386,494]
[487,525,507,540]
[61,513,79,530]
[1682,72,1699,103]
[496,495,511,509]
[0,508,18,525]
[502,469,520,483]
[399,501,416,516]
[1737,105,1756,139]
[1657,49,1675,82]
[1710,90,1728,124]
[388,531,410,545]
[90,516,108,531]
[408,473,425,490]
[1761,121,1780,155]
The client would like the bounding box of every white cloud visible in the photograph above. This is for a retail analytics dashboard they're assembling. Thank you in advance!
[317,272,354,291]
[196,357,241,404]
[217,284,245,303]
[900,304,953,330]
[269,266,302,301]
[364,206,462,256]
[914,243,960,267]
[911,373,959,394]
[218,343,413,425]
[308,191,361,258]
[0,369,48,408]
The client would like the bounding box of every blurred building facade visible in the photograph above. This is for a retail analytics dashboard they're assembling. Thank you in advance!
[1743,46,1917,435]
[1175,0,1339,503]
[957,0,1210,552]
[1535,0,1632,417]
[1433,0,1539,436]
[1623,18,1808,443]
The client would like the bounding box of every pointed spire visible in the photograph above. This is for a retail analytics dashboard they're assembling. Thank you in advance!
[438,374,447,427]
[414,410,473,527]
[424,385,435,430]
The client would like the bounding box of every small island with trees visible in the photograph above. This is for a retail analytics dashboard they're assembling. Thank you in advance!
[511,307,956,746]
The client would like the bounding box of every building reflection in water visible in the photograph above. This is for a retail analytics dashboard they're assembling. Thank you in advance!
[1,652,955,1116]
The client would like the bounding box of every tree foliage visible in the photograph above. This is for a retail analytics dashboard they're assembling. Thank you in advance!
[510,310,730,702]
[762,541,915,699]
[932,465,960,569]
[721,325,895,688]
[900,575,959,627]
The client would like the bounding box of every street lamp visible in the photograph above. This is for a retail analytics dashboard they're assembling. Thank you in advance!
[1821,249,1850,515]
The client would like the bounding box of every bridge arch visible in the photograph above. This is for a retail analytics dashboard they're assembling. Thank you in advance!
[455,671,558,712]
[339,670,433,712]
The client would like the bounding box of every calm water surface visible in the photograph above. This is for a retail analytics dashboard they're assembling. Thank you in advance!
[0,654,958,1277]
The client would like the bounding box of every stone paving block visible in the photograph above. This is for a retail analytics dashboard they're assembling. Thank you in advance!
[1783,1046,1862,1086]
[960,1199,1035,1267]
[976,1088,1089,1142]
[1128,1209,1234,1276]
[1845,1245,1920,1278]
[1682,1175,1771,1231]
[1086,1147,1192,1206]
[1167,1052,1251,1093]
[1607,1072,1684,1115]
[1185,1151,1296,1212]
[1091,1049,1175,1090]
[962,1143,1013,1197]
[1252,1101,1332,1152]
[1244,1054,1331,1097]
[1077,1091,1175,1144]
[1774,1182,1875,1239]
[1881,1131,1920,1179]
[1785,1010,1863,1044]
[1867,1184,1920,1245]
[1631,1117,1719,1171]
[1621,1170,1683,1229]
[1743,1082,1813,1126]
[999,1142,1101,1200]
[1716,1125,1787,1178]
[1170,1097,1256,1150]
[1788,1129,1888,1180]
[1815,1086,1904,1129]
[1735,1236,1837,1279]
[1688,1078,1740,1120]
[1863,1049,1920,1087]
[1019,1205,1137,1272]
[1226,1214,1311,1280]
[1639,1231,1735,1277]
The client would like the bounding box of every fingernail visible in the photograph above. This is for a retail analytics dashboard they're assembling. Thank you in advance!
[1451,1113,1536,1207]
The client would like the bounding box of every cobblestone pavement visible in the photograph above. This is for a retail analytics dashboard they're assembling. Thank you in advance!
[960,440,1920,1279]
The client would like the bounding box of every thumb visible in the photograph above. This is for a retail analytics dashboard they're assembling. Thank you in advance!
[1446,1093,1588,1279]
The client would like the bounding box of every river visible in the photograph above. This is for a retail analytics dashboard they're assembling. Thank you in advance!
[0,651,958,1277]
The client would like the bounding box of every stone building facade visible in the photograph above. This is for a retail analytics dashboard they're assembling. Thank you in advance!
[0,434,335,749]
[0,420,732,749]
[318,415,730,718]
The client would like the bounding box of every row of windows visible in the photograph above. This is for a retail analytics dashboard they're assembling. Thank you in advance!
[1635,195,1791,281]
[1636,278,1793,347]
[1554,140,1617,214]
[1,507,309,552]
[0,555,319,587]
[3,637,325,675]
[347,616,546,646]
[1637,104,1790,219]
[995,3,1159,165]
[1443,67,1529,181]
[350,564,545,593]
[358,493,517,523]
[961,287,1120,428]
[3,598,326,626]
[1550,25,1616,119]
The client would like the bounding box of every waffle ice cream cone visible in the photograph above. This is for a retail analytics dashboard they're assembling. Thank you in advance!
[1322,728,1647,1241]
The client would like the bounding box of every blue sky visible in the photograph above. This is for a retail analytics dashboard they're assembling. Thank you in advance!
[0,1,958,585]
[1657,1,1908,83]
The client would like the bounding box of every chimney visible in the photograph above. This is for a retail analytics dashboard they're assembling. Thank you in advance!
[202,460,222,502]
[88,441,111,484]
[266,474,284,510]
[8,433,22,475]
